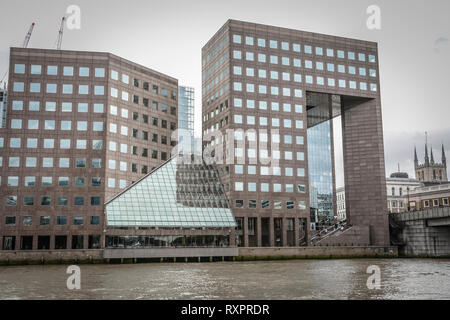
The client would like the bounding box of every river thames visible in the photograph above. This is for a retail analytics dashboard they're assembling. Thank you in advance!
[0,259,449,299]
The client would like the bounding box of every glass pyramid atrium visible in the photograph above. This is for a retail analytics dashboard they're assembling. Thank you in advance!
[105,156,236,228]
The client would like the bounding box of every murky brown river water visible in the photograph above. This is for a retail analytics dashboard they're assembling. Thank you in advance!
[0,259,449,299]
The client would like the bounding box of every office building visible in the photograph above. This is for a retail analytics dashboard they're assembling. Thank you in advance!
[0,47,179,250]
[202,20,388,247]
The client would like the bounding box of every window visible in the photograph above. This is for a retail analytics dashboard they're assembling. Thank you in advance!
[77,121,87,131]
[62,84,73,94]
[25,176,36,186]
[257,38,266,47]
[95,68,105,77]
[6,216,16,225]
[27,138,38,148]
[13,82,24,92]
[41,196,51,206]
[44,120,55,130]
[74,216,84,224]
[31,65,42,74]
[57,216,67,226]
[11,119,22,129]
[12,100,23,111]
[94,86,104,95]
[43,139,54,149]
[61,102,72,112]
[14,64,25,74]
[42,157,53,168]
[58,197,68,206]
[30,82,41,93]
[63,66,73,76]
[59,158,70,168]
[93,122,103,131]
[79,67,89,77]
[78,85,89,94]
[42,177,52,186]
[45,101,56,111]
[47,65,58,75]
[59,177,69,186]
[10,137,21,148]
[76,158,86,168]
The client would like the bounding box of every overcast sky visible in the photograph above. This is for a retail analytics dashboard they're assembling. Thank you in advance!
[1,0,449,186]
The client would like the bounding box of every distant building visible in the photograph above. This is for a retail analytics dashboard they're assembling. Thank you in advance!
[414,143,448,185]
[407,183,450,211]
[336,186,346,221]
[387,171,422,213]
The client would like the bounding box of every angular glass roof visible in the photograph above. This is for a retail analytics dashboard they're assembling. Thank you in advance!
[105,156,236,228]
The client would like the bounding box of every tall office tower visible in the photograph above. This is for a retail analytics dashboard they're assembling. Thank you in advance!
[0,47,178,250]
[177,86,196,154]
[202,20,389,247]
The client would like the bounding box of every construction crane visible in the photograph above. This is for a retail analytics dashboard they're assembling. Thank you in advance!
[0,22,35,86]
[56,17,65,50]
[22,22,35,48]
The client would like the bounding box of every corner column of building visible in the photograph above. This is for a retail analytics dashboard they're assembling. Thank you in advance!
[243,217,249,247]
[269,217,274,247]
[257,217,262,247]
[341,97,389,246]
[294,217,300,246]
[32,235,38,250]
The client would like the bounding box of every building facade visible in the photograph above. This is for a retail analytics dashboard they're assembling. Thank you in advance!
[336,186,346,221]
[202,20,388,247]
[0,47,179,250]
[407,183,450,211]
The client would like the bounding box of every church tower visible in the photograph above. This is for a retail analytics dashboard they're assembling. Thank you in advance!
[414,141,448,184]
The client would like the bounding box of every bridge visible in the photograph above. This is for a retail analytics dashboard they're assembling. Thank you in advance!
[390,207,450,257]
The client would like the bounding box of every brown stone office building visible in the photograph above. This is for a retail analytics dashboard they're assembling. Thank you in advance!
[0,47,178,250]
[202,20,389,247]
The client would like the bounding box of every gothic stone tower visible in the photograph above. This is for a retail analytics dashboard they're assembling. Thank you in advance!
[415,144,448,184]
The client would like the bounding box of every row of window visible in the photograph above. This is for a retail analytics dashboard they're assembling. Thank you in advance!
[14,64,105,77]
[5,195,101,207]
[13,82,105,95]
[10,100,176,118]
[2,154,165,172]
[8,121,175,135]
[2,176,128,189]
[419,198,449,208]
[233,149,305,162]
[110,69,177,100]
[234,182,307,193]
[235,199,307,210]
[231,35,376,64]
[3,157,101,170]
[232,64,376,79]
[233,165,305,177]
[231,51,376,75]
[2,234,100,250]
[8,119,104,131]
[233,82,304,97]
[4,215,100,226]
[0,137,102,150]
[233,132,305,144]
[233,114,303,129]
[233,80,377,93]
